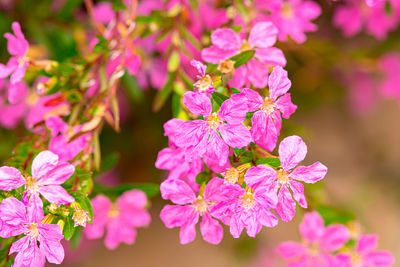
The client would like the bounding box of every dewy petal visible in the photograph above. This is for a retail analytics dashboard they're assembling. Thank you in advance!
[255,47,287,66]
[320,224,350,252]
[31,151,59,179]
[218,98,247,124]
[174,120,207,148]
[275,93,297,119]
[9,236,30,255]
[247,59,269,88]
[276,241,307,259]
[299,211,325,243]
[200,213,223,245]
[206,131,229,166]
[356,234,378,254]
[39,162,75,186]
[201,45,237,64]
[160,205,195,228]
[275,186,296,222]
[289,180,307,208]
[183,91,212,116]
[279,135,307,171]
[160,179,195,205]
[248,22,278,48]
[190,60,206,77]
[364,251,395,266]
[219,123,251,149]
[39,185,75,205]
[268,66,291,99]
[27,194,44,223]
[0,166,26,191]
[211,28,241,51]
[244,165,277,188]
[291,162,328,184]
[179,212,199,245]
[39,236,65,264]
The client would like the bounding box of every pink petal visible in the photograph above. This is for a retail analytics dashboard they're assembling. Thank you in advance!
[259,208,279,227]
[0,61,16,79]
[104,219,136,250]
[205,131,229,166]
[117,189,148,209]
[219,123,251,148]
[39,185,75,205]
[183,91,212,116]
[356,234,378,254]
[160,205,196,228]
[10,63,27,84]
[291,162,328,184]
[84,196,111,239]
[38,223,63,240]
[333,6,363,37]
[247,59,269,88]
[276,241,306,259]
[39,237,65,264]
[8,81,28,104]
[244,213,263,237]
[0,166,25,191]
[299,211,325,243]
[31,151,59,179]
[230,88,263,112]
[39,162,75,185]
[5,22,28,56]
[27,194,44,223]
[229,65,247,89]
[10,236,30,255]
[174,120,207,148]
[45,116,68,136]
[201,45,238,64]
[255,115,278,152]
[200,213,223,245]
[218,98,247,124]
[255,47,287,66]
[229,214,245,238]
[93,2,115,23]
[248,22,278,48]
[179,212,199,244]
[0,197,27,226]
[14,242,45,267]
[268,66,291,99]
[160,179,195,205]
[244,165,277,188]
[211,28,241,51]
[275,186,296,222]
[289,180,307,208]
[279,135,307,171]
[364,251,395,266]
[251,110,267,141]
[191,60,206,77]
[320,224,350,251]
[204,177,224,202]
[276,93,297,119]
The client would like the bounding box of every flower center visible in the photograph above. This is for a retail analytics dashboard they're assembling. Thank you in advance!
[307,242,320,256]
[26,177,41,195]
[224,167,239,184]
[240,41,252,51]
[277,170,290,185]
[262,98,276,114]
[193,196,208,213]
[351,252,362,266]
[206,113,220,130]
[281,3,294,19]
[218,59,235,74]
[241,190,255,210]
[18,56,28,67]
[108,204,120,218]
[26,223,39,240]
[194,75,212,92]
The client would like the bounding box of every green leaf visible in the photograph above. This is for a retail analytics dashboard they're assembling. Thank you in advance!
[211,92,229,106]
[122,73,144,102]
[66,89,82,103]
[239,151,253,163]
[70,227,83,249]
[195,171,210,185]
[255,157,281,168]
[97,152,120,175]
[172,92,181,118]
[233,147,244,157]
[93,183,160,198]
[230,50,255,68]
[63,216,75,240]
[231,88,241,94]
[168,51,180,72]
[153,72,175,111]
[70,192,94,221]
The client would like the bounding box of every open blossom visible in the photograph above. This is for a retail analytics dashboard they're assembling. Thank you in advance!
[202,22,286,88]
[191,60,215,95]
[211,173,278,238]
[245,136,327,222]
[0,150,75,208]
[276,211,350,266]
[0,79,28,129]
[256,0,322,43]
[336,234,395,267]
[84,190,151,249]
[233,66,297,151]
[160,178,224,244]
[0,197,65,266]
[0,22,29,90]
[174,92,251,166]
[45,116,91,162]
[333,0,400,40]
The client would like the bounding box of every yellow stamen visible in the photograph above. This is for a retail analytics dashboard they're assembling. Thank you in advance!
[193,196,208,213]
[206,113,221,130]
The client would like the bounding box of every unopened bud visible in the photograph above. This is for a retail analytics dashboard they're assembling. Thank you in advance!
[41,214,56,224]
[218,59,235,74]
[57,219,65,231]
[73,209,89,227]
[48,203,59,214]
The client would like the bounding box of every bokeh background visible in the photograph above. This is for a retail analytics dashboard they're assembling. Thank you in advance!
[0,0,399,266]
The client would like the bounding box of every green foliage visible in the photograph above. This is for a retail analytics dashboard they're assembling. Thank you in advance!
[63,215,76,240]
[230,50,255,68]
[316,205,355,225]
[211,92,229,106]
[255,157,281,168]
[71,191,94,221]
[93,183,160,198]
[195,171,211,185]
[153,72,175,112]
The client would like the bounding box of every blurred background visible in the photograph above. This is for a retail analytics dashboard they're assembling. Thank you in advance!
[0,0,399,266]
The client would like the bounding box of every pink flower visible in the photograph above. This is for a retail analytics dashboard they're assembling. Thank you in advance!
[45,116,91,162]
[246,136,327,222]
[191,60,215,95]
[174,92,251,166]
[333,0,400,40]
[256,0,322,43]
[336,235,395,267]
[0,79,28,129]
[84,190,151,249]
[202,22,286,88]
[0,150,75,208]
[233,66,297,151]
[0,197,65,266]
[276,211,350,266]
[210,174,278,238]
[160,178,224,244]
[379,53,400,105]
[0,22,29,89]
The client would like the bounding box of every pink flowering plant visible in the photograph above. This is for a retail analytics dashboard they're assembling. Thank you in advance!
[0,0,398,266]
